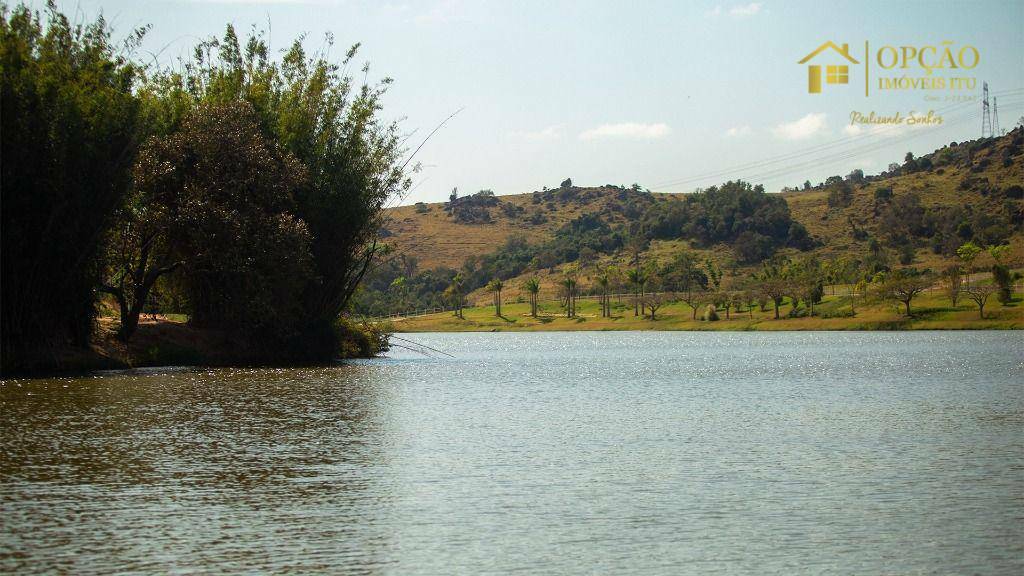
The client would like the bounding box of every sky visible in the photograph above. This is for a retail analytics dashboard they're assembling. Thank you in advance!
[40,0,1024,204]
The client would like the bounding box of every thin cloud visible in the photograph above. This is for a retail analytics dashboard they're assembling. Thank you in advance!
[729,3,764,17]
[414,0,472,25]
[183,0,332,4]
[725,125,752,137]
[773,113,827,140]
[707,3,765,18]
[579,122,671,141]
[509,125,564,142]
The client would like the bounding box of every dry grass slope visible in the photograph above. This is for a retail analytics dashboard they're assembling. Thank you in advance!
[382,132,1024,305]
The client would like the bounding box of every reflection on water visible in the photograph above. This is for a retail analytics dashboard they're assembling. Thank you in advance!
[2,331,1023,574]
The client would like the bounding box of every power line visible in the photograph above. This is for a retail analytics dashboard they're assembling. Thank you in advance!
[993,96,1002,136]
[650,88,1024,191]
[982,81,992,137]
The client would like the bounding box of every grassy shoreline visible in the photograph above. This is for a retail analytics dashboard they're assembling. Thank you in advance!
[389,292,1023,332]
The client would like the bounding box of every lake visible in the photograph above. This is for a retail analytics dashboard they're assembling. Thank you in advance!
[2,331,1022,574]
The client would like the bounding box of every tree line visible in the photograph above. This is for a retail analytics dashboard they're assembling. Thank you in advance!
[461,240,1017,322]
[1,2,408,370]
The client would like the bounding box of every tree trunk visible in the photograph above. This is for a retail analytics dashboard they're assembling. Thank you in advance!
[904,299,911,316]
[774,300,780,319]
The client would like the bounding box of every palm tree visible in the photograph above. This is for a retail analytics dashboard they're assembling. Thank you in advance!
[449,273,465,319]
[595,272,611,317]
[486,278,504,316]
[522,277,541,317]
[626,268,645,317]
[559,275,578,318]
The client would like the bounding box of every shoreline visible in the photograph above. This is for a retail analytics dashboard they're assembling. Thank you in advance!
[386,292,1023,333]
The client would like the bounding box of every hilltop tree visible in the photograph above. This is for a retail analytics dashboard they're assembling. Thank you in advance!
[446,187,458,213]
[826,178,854,209]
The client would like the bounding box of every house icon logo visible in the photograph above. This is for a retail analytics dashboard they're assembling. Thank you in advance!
[798,41,859,94]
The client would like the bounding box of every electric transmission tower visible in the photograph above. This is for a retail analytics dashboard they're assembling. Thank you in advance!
[993,96,1001,136]
[981,81,992,138]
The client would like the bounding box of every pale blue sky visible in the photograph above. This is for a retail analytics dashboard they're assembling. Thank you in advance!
[42,0,1024,203]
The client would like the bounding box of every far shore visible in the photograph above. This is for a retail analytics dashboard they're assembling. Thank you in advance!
[386,291,1023,333]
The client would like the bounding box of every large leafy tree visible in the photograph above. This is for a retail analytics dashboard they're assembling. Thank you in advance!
[1,2,146,367]
[109,102,312,348]
[162,27,410,357]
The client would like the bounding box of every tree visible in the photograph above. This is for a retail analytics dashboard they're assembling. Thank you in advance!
[880,269,934,316]
[941,264,963,307]
[2,2,147,367]
[756,262,788,319]
[447,187,458,213]
[643,291,672,320]
[705,259,722,291]
[122,102,314,350]
[663,251,706,319]
[486,278,504,316]
[559,270,579,318]
[626,268,646,317]
[522,277,541,317]
[171,25,410,359]
[827,180,853,208]
[956,241,982,284]
[728,292,746,320]
[447,273,465,319]
[991,264,1014,304]
[963,284,998,319]
[987,244,1009,265]
[784,258,823,316]
[743,289,759,318]
[595,269,612,317]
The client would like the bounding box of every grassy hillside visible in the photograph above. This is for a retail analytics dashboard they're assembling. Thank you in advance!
[370,130,1024,311]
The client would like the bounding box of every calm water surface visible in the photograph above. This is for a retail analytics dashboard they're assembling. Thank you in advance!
[2,331,1023,574]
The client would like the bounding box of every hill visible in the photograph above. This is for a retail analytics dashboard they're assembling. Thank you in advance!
[357,130,1024,316]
